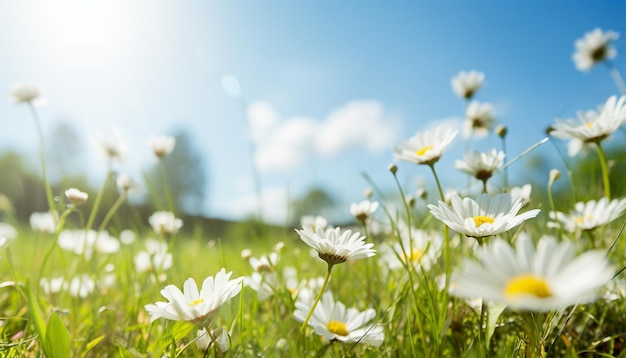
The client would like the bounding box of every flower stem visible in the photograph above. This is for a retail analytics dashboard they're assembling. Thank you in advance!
[38,207,73,282]
[607,62,626,95]
[159,160,176,213]
[547,177,564,240]
[85,171,112,232]
[299,263,334,335]
[28,103,57,216]
[98,192,127,232]
[595,142,611,200]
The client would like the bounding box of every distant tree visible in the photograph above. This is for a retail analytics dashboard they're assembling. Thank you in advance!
[289,186,336,226]
[47,120,87,182]
[144,129,208,215]
[0,151,47,220]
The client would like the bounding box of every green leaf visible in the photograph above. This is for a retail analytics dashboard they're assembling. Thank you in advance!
[25,283,47,344]
[485,302,507,350]
[81,335,105,358]
[45,312,71,358]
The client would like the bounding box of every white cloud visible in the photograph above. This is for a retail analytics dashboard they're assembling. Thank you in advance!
[247,101,280,144]
[315,100,397,156]
[254,116,319,172]
[220,185,290,224]
[251,100,399,172]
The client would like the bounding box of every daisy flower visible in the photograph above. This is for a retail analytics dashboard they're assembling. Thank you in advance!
[68,274,96,298]
[0,223,17,240]
[134,239,173,273]
[427,193,540,239]
[147,135,176,159]
[149,211,183,236]
[510,184,532,206]
[548,197,626,233]
[294,288,384,347]
[145,268,244,326]
[196,327,230,353]
[94,130,127,164]
[380,227,443,271]
[393,126,458,166]
[65,188,88,205]
[455,149,505,182]
[300,215,328,231]
[550,95,626,149]
[8,83,47,106]
[248,252,279,273]
[451,70,485,100]
[295,226,375,265]
[58,229,120,259]
[29,211,57,233]
[572,28,619,72]
[450,233,613,311]
[116,174,140,194]
[464,101,496,138]
[350,200,379,225]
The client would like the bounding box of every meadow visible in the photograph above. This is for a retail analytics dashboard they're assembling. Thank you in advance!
[2,27,626,357]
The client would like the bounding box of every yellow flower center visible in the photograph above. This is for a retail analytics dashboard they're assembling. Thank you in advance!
[575,214,593,225]
[416,145,434,156]
[473,215,494,227]
[189,298,205,307]
[402,248,423,264]
[326,320,348,336]
[505,274,552,298]
[585,122,594,129]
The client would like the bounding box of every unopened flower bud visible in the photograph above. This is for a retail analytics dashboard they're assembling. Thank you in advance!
[388,163,398,174]
[65,188,88,205]
[241,249,252,260]
[495,125,507,138]
[364,187,373,199]
[406,195,416,208]
[549,169,561,184]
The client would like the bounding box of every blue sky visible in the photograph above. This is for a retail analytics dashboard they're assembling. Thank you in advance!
[0,1,624,223]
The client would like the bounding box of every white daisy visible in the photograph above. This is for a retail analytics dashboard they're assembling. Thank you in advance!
[509,184,532,206]
[455,149,505,182]
[245,271,278,301]
[134,239,172,273]
[68,274,96,298]
[300,215,328,231]
[572,28,619,72]
[380,227,443,271]
[295,226,375,265]
[147,135,176,159]
[65,188,88,205]
[548,197,626,233]
[550,95,626,148]
[350,200,379,224]
[451,233,614,311]
[8,83,47,106]
[249,252,279,273]
[464,101,496,138]
[94,131,127,164]
[58,229,120,259]
[145,268,244,326]
[196,327,230,353]
[294,288,384,347]
[40,276,65,295]
[427,193,540,238]
[29,211,57,234]
[116,174,140,194]
[0,223,17,240]
[149,211,183,236]
[393,126,458,166]
[451,70,485,99]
